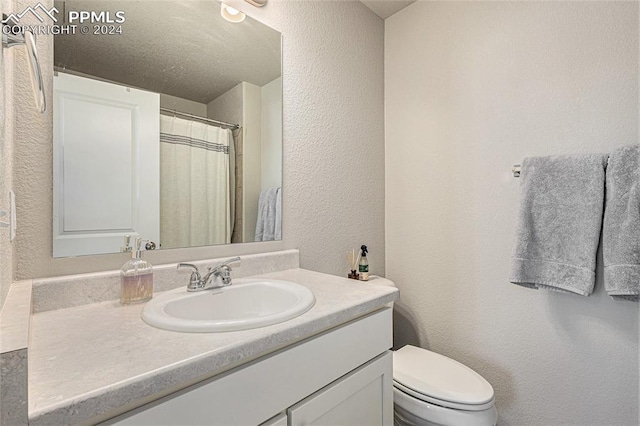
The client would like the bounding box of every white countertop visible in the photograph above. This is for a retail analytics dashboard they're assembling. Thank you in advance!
[28,269,398,425]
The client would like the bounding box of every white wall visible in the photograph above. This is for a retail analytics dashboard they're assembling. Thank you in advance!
[208,77,283,242]
[243,82,263,241]
[385,2,639,424]
[261,77,283,191]
[160,94,206,117]
[11,1,385,280]
[207,83,243,126]
[0,0,15,310]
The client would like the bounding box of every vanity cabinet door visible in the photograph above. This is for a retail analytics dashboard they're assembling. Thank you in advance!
[260,412,287,426]
[288,351,393,426]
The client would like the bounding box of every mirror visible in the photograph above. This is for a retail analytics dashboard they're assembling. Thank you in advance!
[52,0,282,257]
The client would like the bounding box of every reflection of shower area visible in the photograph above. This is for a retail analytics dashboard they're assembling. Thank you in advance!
[159,76,282,247]
[197,78,282,243]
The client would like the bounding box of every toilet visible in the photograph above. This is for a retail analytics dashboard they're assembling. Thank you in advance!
[367,276,497,425]
[392,345,498,426]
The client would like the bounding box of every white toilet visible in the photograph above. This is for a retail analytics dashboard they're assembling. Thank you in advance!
[392,345,498,426]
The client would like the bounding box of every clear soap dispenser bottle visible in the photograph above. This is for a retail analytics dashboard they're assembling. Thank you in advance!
[120,237,153,305]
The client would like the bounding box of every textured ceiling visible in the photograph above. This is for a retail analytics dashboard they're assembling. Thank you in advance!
[54,0,281,104]
[360,0,416,19]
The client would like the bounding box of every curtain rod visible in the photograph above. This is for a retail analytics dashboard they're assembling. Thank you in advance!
[160,108,240,130]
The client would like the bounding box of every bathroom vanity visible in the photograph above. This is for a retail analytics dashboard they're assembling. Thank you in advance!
[22,251,398,425]
[106,309,392,426]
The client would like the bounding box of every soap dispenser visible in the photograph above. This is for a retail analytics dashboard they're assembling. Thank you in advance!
[120,237,153,305]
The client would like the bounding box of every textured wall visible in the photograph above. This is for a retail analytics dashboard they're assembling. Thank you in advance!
[0,0,15,310]
[243,82,262,241]
[207,82,243,125]
[261,77,283,191]
[385,2,639,425]
[266,1,385,275]
[12,1,385,279]
[160,94,207,117]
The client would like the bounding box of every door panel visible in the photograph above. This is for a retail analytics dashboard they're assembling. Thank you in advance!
[53,73,159,257]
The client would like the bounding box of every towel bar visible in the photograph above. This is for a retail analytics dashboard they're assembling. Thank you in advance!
[512,164,521,177]
[2,14,46,113]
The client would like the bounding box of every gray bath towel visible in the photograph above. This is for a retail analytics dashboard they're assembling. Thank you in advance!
[510,154,608,296]
[255,187,282,242]
[603,145,640,301]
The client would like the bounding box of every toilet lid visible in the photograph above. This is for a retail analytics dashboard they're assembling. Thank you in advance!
[393,345,494,406]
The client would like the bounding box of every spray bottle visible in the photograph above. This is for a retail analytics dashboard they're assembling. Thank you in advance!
[359,245,369,281]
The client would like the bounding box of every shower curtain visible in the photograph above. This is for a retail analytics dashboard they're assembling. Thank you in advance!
[160,115,232,249]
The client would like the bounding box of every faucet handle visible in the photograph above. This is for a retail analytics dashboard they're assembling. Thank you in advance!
[207,256,241,272]
[216,266,232,286]
[205,257,240,287]
[177,263,201,289]
[177,263,199,274]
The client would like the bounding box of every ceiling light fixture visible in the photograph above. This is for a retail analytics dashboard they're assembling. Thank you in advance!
[221,3,246,23]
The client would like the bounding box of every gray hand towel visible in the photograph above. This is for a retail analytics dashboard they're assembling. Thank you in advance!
[510,154,608,296]
[255,187,281,242]
[603,145,640,301]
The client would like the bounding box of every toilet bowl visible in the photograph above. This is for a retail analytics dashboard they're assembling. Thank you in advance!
[393,345,498,426]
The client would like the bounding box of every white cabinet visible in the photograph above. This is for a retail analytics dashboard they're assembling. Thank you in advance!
[103,308,393,426]
[260,413,287,426]
[288,352,393,426]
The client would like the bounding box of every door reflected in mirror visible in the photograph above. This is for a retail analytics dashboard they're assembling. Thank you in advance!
[52,0,282,257]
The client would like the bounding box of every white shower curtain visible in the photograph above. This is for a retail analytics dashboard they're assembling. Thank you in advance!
[160,115,232,249]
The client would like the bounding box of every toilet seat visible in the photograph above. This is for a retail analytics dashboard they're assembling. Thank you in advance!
[393,345,495,411]
[393,385,498,426]
[394,380,495,411]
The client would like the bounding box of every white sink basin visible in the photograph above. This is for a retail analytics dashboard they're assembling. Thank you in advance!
[141,279,315,332]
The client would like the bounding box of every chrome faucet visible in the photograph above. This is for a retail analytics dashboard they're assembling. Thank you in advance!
[177,257,241,292]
